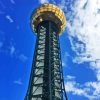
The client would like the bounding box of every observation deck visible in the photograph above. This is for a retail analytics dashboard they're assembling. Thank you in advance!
[31,3,66,35]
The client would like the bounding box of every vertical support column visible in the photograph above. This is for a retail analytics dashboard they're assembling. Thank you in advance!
[42,21,50,100]
[48,21,52,100]
[50,30,63,100]
[25,25,46,100]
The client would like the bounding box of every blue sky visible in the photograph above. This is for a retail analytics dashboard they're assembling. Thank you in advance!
[0,0,100,100]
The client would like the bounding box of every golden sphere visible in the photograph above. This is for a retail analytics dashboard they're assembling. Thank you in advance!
[31,3,66,35]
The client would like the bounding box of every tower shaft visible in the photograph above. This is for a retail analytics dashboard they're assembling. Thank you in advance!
[25,21,67,100]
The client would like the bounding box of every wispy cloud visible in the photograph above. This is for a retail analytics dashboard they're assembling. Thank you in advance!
[13,79,23,85]
[6,15,14,23]
[0,38,28,62]
[8,43,28,62]
[62,61,66,67]
[58,0,66,9]
[90,60,100,81]
[65,79,100,100]
[65,75,76,81]
[64,0,100,85]
[65,0,100,64]
[62,52,70,67]
[10,0,15,4]
[9,45,15,55]
[39,0,49,4]
[19,54,28,62]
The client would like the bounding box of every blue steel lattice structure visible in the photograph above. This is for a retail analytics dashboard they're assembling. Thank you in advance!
[25,4,67,100]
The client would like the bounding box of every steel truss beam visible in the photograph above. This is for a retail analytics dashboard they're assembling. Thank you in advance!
[25,21,67,100]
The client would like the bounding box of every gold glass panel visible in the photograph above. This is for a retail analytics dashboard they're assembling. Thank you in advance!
[31,3,66,35]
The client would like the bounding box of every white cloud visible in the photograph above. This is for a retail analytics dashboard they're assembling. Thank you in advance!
[65,75,76,80]
[66,0,100,65]
[62,52,70,67]
[14,79,23,85]
[62,61,66,67]
[90,60,100,81]
[6,15,14,23]
[65,80,100,100]
[85,81,100,97]
[10,45,15,55]
[65,81,85,95]
[39,0,49,4]
[64,1,100,90]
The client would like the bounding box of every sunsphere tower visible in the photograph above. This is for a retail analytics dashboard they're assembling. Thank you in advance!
[25,3,67,100]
